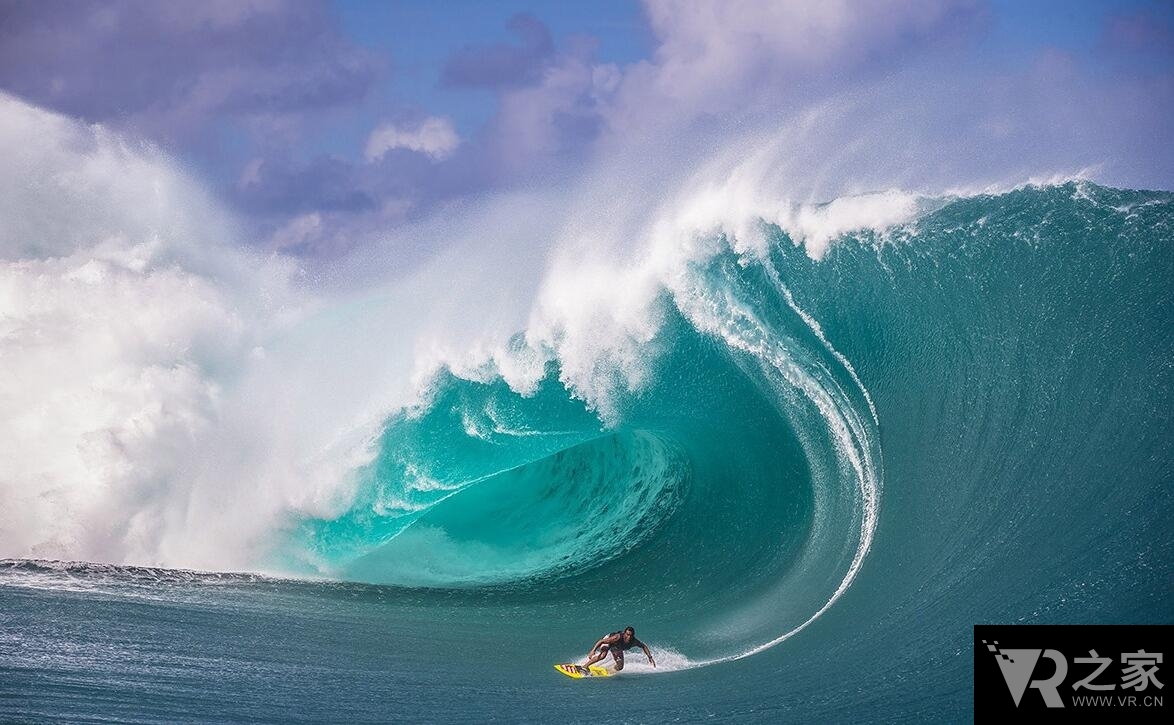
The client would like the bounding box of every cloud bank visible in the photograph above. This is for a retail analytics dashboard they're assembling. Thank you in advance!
[0,0,380,142]
[2,1,1168,259]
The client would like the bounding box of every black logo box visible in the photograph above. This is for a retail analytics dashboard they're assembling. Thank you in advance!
[974,624,1171,723]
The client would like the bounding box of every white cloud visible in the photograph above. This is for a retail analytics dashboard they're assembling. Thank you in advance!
[267,211,322,251]
[364,116,460,162]
[605,0,979,132]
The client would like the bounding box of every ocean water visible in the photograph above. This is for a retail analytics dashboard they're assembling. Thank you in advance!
[2,180,1171,722]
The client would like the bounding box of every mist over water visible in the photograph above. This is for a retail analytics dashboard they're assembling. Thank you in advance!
[1,92,1172,720]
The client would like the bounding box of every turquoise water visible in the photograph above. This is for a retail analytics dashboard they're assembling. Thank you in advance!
[2,182,1172,722]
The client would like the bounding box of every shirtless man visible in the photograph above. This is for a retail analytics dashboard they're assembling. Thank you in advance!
[584,626,655,671]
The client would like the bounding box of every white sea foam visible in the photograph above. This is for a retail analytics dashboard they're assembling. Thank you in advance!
[0,95,282,566]
[630,646,696,674]
[0,96,379,570]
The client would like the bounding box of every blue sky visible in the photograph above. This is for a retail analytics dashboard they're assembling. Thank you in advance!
[1,0,1170,257]
[336,0,650,131]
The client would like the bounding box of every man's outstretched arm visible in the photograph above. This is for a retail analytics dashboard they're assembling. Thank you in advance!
[639,641,656,667]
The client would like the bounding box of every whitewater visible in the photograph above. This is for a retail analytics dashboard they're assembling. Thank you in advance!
[1,94,1171,722]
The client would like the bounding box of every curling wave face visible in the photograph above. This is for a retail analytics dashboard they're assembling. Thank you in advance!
[289,215,884,664]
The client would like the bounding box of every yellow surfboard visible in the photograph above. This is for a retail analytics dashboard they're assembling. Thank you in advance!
[554,663,612,678]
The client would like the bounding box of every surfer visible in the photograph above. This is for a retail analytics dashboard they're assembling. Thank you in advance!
[584,626,655,671]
